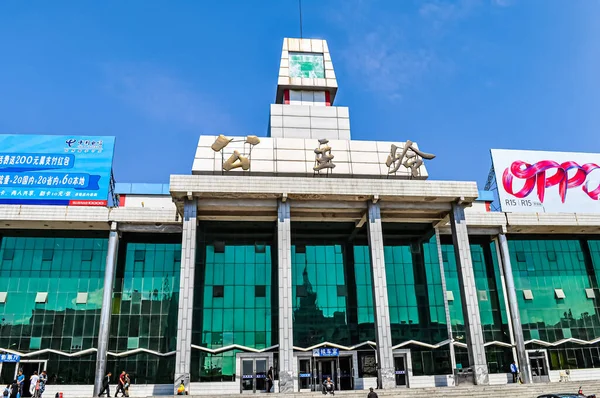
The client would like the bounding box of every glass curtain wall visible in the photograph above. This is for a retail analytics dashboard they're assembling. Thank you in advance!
[191,222,276,382]
[442,238,512,373]
[509,237,600,370]
[290,222,376,379]
[0,233,107,384]
[108,237,181,384]
[384,235,451,376]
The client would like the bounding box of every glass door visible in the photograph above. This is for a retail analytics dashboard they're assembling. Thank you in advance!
[241,359,254,393]
[394,355,407,387]
[529,353,549,383]
[298,358,312,391]
[339,356,353,390]
[255,359,267,392]
[20,362,43,397]
[318,360,336,391]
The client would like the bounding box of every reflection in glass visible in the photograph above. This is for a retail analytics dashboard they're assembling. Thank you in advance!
[0,236,107,384]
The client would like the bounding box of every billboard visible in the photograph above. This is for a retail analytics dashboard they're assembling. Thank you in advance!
[491,149,600,213]
[0,135,115,206]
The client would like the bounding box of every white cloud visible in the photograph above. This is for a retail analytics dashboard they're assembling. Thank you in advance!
[102,63,236,133]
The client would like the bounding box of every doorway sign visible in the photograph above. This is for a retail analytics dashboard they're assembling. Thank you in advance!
[0,354,20,362]
[312,348,339,357]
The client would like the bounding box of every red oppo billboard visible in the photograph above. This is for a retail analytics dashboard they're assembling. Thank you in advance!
[491,149,600,213]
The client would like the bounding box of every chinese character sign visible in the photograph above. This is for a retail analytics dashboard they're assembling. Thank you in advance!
[0,353,21,362]
[0,135,115,206]
[386,140,436,178]
[211,135,260,172]
[491,149,600,213]
[314,138,335,174]
[312,348,340,357]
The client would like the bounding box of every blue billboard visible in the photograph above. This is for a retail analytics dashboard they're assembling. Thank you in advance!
[0,135,115,206]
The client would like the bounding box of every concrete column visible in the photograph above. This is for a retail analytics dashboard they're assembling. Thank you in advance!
[492,238,518,370]
[449,203,489,385]
[277,199,294,393]
[366,201,395,389]
[434,228,457,372]
[498,233,531,384]
[174,199,197,393]
[94,222,119,396]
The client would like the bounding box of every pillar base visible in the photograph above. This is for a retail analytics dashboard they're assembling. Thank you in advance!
[473,364,489,385]
[174,373,190,394]
[380,367,396,389]
[278,370,294,393]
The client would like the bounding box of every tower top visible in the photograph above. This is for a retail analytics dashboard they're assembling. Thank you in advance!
[275,38,338,105]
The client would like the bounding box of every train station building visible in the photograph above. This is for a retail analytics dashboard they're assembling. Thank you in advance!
[1,38,600,395]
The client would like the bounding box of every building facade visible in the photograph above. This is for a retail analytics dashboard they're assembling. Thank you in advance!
[1,38,600,395]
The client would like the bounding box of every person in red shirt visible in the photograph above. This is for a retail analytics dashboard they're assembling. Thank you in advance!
[115,371,126,397]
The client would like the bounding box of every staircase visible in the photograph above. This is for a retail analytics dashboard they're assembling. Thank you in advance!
[167,381,600,398]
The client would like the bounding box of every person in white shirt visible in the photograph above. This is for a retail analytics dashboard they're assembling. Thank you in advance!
[29,372,39,397]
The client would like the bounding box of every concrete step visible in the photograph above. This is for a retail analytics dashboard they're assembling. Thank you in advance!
[54,380,600,398]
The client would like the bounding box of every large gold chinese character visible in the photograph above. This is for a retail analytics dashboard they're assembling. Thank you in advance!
[211,134,260,172]
[385,140,435,178]
[313,138,336,173]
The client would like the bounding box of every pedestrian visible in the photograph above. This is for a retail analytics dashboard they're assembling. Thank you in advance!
[16,370,24,398]
[37,372,47,398]
[115,371,126,397]
[367,387,378,398]
[29,372,39,398]
[123,374,130,398]
[510,361,519,383]
[322,377,334,396]
[98,372,111,397]
[176,382,187,396]
[8,381,18,398]
[266,367,273,393]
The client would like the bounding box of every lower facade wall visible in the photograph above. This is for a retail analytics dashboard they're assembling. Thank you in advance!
[29,370,600,396]
[49,384,172,397]
[410,375,455,388]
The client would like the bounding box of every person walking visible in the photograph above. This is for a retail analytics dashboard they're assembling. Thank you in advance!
[510,361,519,383]
[37,372,47,398]
[367,387,378,398]
[266,367,273,393]
[123,374,130,398]
[115,371,126,397]
[98,372,111,397]
[29,372,39,398]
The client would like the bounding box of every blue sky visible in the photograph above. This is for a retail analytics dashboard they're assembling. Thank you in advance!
[1,0,599,188]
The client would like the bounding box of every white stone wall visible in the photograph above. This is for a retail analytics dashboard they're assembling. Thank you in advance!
[277,38,337,91]
[120,194,176,209]
[269,104,351,140]
[192,135,431,179]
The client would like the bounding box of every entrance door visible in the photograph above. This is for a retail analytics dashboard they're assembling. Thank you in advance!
[394,355,407,387]
[240,357,269,393]
[318,360,336,390]
[298,359,312,391]
[254,359,267,392]
[338,356,353,390]
[19,362,43,397]
[241,359,254,393]
[529,352,549,383]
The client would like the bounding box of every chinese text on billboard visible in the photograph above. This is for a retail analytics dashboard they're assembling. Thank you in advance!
[0,135,115,206]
